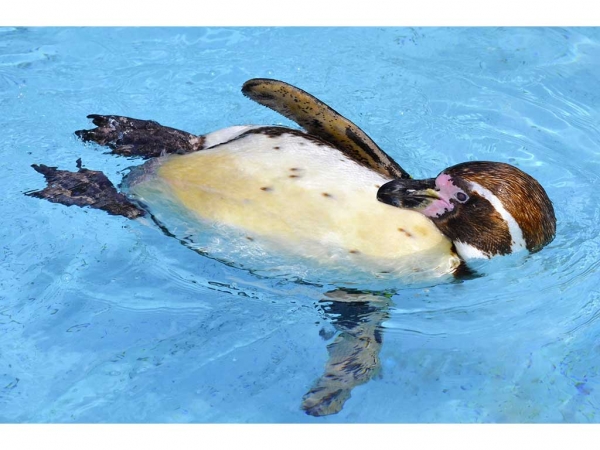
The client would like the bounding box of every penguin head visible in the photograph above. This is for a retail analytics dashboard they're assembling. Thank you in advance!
[377,161,556,260]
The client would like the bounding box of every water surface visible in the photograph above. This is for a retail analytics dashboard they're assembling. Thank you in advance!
[1,27,600,422]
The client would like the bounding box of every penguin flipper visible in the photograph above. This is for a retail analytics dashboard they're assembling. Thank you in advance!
[302,290,390,416]
[75,115,205,159]
[242,78,411,180]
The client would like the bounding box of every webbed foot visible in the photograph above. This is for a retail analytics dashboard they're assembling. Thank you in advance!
[26,160,144,219]
[75,115,204,158]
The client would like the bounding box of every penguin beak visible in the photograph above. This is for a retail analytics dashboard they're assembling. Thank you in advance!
[377,178,439,209]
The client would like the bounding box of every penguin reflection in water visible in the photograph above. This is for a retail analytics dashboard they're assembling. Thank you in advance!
[27,79,556,416]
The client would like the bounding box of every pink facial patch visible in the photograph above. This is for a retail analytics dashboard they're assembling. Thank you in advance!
[420,174,466,218]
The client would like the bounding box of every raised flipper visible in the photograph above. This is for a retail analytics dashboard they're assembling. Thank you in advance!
[242,78,411,180]
[75,115,205,158]
[26,160,144,219]
[302,289,391,416]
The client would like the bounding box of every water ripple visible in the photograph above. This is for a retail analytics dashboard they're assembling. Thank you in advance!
[2,27,600,423]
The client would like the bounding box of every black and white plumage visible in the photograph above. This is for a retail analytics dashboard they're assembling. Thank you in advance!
[28,78,556,279]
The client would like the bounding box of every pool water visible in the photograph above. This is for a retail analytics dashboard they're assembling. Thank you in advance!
[1,27,600,423]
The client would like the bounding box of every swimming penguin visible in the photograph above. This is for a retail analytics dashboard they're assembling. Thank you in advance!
[26,79,556,417]
[26,78,556,283]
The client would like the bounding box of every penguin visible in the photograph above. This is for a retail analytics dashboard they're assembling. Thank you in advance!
[27,79,556,282]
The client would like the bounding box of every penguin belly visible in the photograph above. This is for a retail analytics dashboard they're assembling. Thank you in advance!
[126,128,460,280]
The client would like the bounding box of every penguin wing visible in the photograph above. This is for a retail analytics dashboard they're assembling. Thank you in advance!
[242,78,411,179]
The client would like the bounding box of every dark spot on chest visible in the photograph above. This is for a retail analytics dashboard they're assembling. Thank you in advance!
[260,186,273,192]
[397,227,413,238]
[322,192,333,198]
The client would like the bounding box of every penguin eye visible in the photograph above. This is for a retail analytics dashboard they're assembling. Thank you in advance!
[455,192,468,203]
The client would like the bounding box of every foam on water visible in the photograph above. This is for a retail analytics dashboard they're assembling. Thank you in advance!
[1,27,600,423]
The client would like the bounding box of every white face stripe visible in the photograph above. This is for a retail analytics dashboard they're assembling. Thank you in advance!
[467,180,527,253]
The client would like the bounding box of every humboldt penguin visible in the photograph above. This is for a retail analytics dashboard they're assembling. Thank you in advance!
[27,78,556,282]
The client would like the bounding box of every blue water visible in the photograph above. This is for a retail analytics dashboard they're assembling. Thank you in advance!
[1,27,600,423]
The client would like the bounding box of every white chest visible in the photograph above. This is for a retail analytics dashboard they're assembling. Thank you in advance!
[128,128,460,281]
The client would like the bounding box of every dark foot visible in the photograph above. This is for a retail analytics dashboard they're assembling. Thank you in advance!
[75,115,205,158]
[26,160,144,219]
